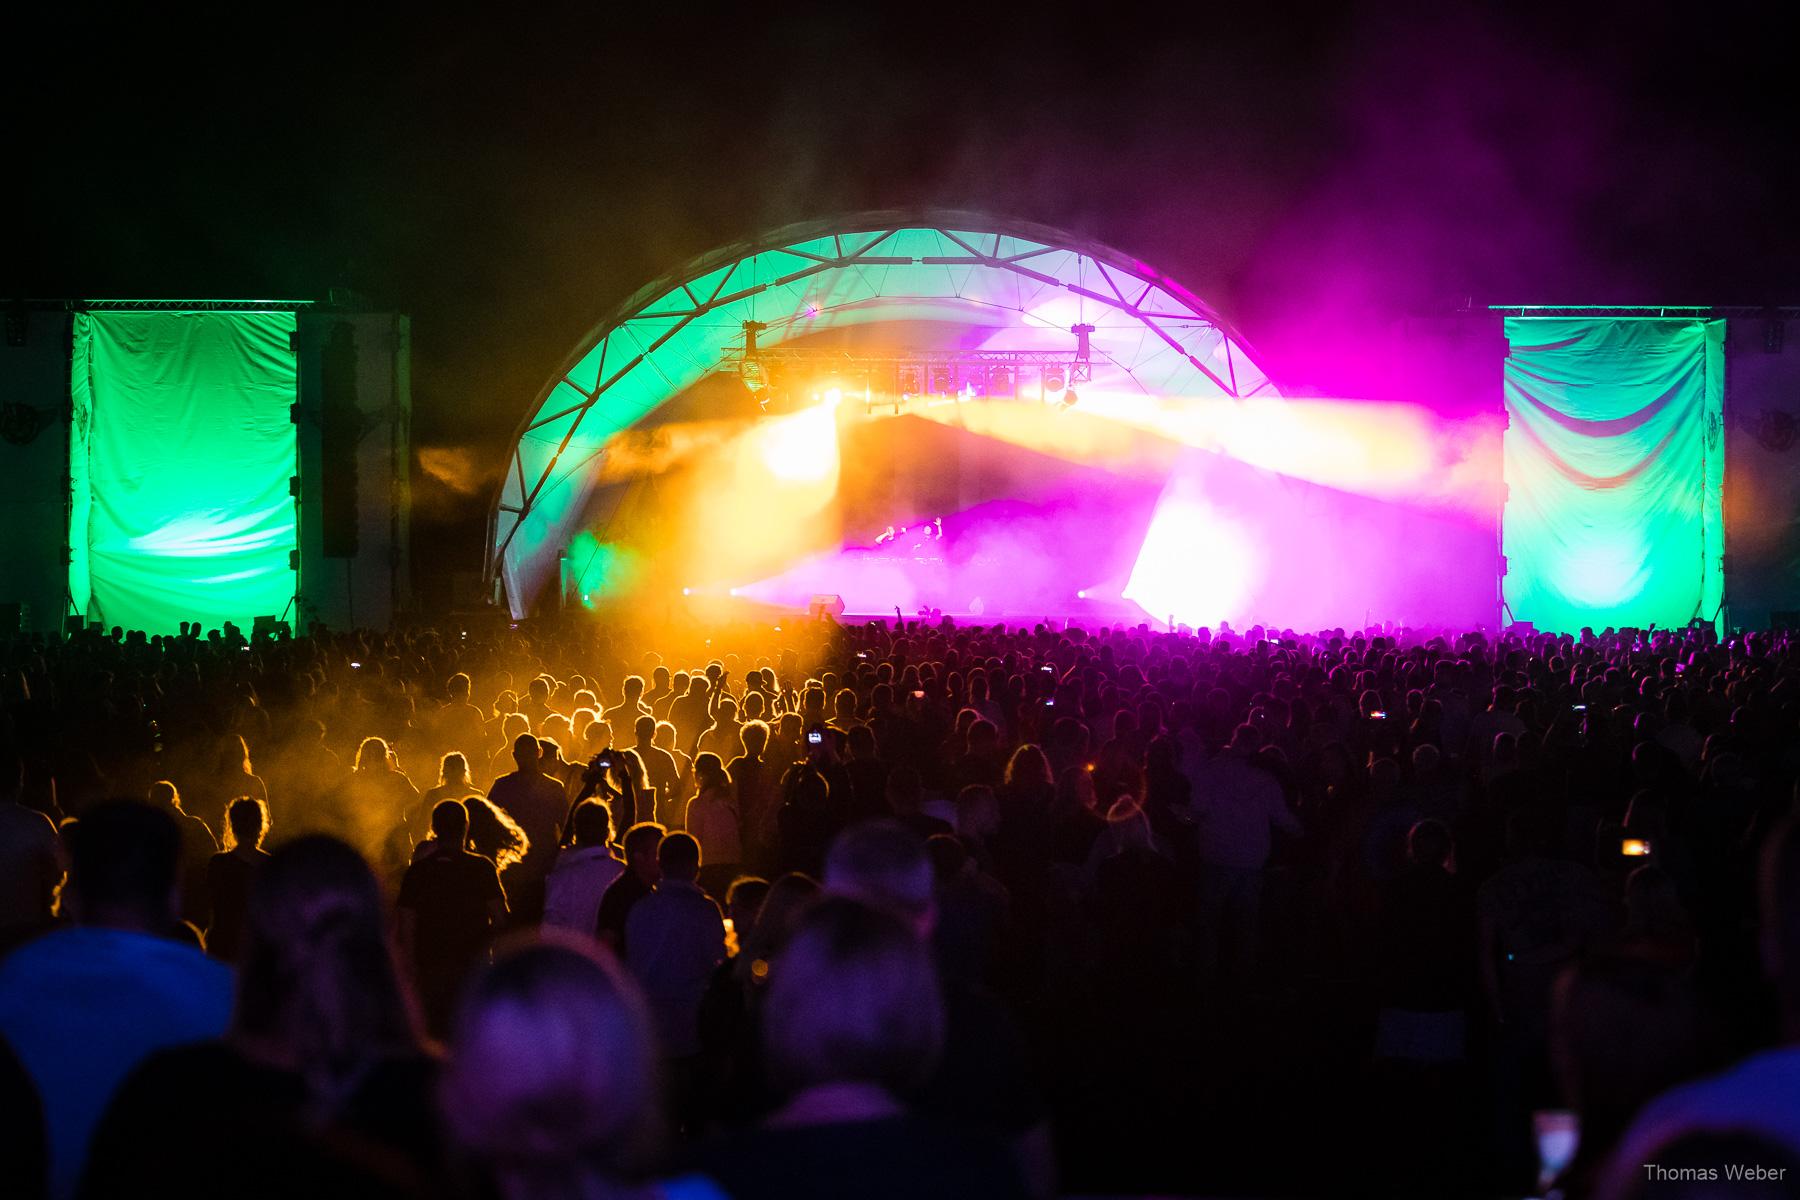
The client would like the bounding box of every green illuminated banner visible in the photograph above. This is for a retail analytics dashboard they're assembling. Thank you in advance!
[70,311,298,634]
[1502,318,1725,633]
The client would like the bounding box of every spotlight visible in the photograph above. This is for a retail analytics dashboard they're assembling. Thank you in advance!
[1077,589,1088,599]
[1073,323,1095,360]
[1061,388,1078,408]
[739,357,767,394]
[822,386,843,408]
[682,587,693,596]
[989,365,1013,396]
[1043,366,1066,393]
[898,365,920,394]
[930,364,953,393]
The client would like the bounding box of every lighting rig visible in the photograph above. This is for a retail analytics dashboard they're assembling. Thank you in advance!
[725,320,1095,415]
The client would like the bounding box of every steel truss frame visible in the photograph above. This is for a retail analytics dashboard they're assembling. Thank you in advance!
[488,210,1279,602]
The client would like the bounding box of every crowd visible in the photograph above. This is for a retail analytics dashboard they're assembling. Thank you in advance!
[0,613,1798,1199]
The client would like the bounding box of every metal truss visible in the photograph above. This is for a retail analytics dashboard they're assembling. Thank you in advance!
[488,210,1280,599]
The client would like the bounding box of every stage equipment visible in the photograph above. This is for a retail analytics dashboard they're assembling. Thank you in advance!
[18,301,416,636]
[1501,316,1724,631]
[70,308,302,634]
[490,212,1280,619]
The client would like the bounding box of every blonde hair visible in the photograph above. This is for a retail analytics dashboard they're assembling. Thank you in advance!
[441,934,658,1194]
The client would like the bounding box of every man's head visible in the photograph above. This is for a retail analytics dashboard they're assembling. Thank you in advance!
[726,875,770,933]
[824,820,935,935]
[657,832,702,884]
[66,801,181,930]
[634,714,656,745]
[621,822,666,884]
[740,719,770,759]
[570,799,613,848]
[623,674,645,702]
[762,897,943,1099]
[1407,818,1454,870]
[432,799,470,846]
[1229,723,1264,755]
[512,733,542,772]
[448,672,472,702]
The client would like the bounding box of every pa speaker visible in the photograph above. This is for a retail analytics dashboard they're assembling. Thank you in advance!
[320,322,361,558]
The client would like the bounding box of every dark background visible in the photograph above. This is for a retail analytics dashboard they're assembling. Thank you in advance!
[15,2,1796,597]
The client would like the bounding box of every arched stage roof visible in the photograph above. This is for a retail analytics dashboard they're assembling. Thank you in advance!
[490,209,1280,614]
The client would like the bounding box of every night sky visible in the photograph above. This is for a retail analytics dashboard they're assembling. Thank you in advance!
[17,3,1796,579]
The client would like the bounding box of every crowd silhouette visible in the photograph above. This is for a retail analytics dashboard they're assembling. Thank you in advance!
[0,614,1797,1198]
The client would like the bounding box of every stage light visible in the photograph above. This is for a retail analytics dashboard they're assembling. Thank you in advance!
[1123,490,1257,627]
[682,587,693,596]
[1073,323,1094,361]
[931,365,953,393]
[1061,388,1078,408]
[1043,367,1066,393]
[739,358,767,394]
[898,365,920,394]
[1076,589,1088,599]
[822,387,842,408]
[760,403,838,482]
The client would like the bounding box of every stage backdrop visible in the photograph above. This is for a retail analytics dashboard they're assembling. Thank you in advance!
[70,311,299,633]
[1502,317,1725,632]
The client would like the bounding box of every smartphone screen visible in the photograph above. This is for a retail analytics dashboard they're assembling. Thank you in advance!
[1622,838,1652,858]
[1533,1109,1579,1194]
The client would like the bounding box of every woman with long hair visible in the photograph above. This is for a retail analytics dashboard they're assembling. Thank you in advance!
[346,736,420,880]
[205,797,272,962]
[187,734,270,836]
[83,837,437,1196]
[464,795,530,874]
[404,751,482,848]
[692,899,1026,1200]
[686,753,741,898]
[441,935,716,1200]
